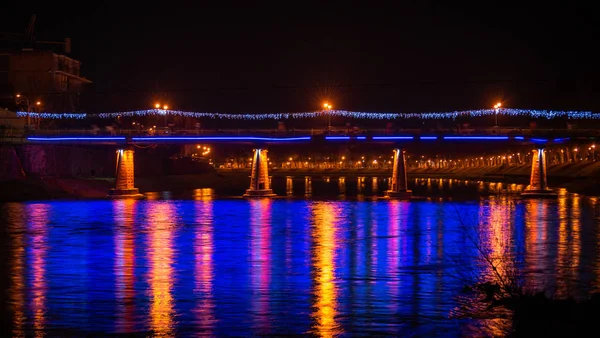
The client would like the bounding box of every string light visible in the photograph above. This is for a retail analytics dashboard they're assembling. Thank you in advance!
[16,108,599,120]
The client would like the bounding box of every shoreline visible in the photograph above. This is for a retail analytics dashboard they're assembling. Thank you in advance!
[1,162,599,202]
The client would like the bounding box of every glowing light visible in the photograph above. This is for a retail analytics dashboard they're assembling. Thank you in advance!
[325,136,350,140]
[28,137,126,141]
[131,136,311,142]
[420,136,437,140]
[372,136,414,140]
[356,136,366,140]
[443,136,509,140]
[18,107,600,120]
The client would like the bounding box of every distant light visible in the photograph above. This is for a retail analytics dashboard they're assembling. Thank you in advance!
[131,136,312,142]
[372,136,414,140]
[163,105,169,110]
[36,101,41,105]
[28,137,126,141]
[443,136,509,140]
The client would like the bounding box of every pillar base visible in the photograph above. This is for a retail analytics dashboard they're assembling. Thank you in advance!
[243,189,277,198]
[384,190,412,200]
[520,189,558,198]
[108,188,144,199]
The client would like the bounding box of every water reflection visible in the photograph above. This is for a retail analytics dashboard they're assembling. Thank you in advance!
[305,176,312,196]
[8,204,26,337]
[286,176,294,196]
[4,184,600,337]
[310,202,341,337]
[146,202,176,337]
[28,204,50,337]
[194,191,216,333]
[338,177,346,196]
[250,199,272,334]
[114,199,137,334]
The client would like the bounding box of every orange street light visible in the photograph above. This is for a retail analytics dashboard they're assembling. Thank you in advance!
[155,103,160,108]
[36,101,41,105]
[163,105,169,110]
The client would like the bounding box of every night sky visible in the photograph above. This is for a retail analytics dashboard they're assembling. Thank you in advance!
[2,4,599,113]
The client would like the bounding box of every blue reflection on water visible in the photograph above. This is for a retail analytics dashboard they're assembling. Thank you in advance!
[2,191,599,337]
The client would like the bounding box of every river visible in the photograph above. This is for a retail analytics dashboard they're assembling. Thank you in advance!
[0,177,598,337]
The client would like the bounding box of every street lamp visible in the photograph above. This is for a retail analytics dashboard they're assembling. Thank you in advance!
[493,102,502,128]
[323,102,332,132]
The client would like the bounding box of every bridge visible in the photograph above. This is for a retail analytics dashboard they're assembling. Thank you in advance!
[4,107,599,199]
[2,129,582,200]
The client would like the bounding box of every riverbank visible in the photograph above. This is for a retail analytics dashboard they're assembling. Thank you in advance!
[1,161,599,201]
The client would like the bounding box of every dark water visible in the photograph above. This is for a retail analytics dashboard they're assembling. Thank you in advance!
[1,178,600,337]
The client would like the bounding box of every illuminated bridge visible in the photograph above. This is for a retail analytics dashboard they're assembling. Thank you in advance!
[5,106,600,199]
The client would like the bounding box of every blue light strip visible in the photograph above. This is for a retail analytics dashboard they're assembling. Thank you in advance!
[514,136,525,140]
[531,138,548,143]
[553,138,569,142]
[372,136,414,140]
[28,137,126,141]
[356,136,366,140]
[325,136,350,140]
[443,136,509,140]
[131,136,312,141]
[419,136,438,140]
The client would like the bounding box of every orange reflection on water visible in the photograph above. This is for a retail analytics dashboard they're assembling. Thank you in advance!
[194,193,215,333]
[524,199,548,290]
[7,204,26,337]
[250,199,272,333]
[114,199,137,333]
[147,202,176,337]
[310,202,342,337]
[28,204,50,338]
[482,197,512,282]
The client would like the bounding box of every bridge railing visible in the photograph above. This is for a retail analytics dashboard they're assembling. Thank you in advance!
[5,126,600,138]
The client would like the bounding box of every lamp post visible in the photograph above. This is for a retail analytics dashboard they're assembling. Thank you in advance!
[493,102,502,128]
[323,102,332,133]
[154,102,170,128]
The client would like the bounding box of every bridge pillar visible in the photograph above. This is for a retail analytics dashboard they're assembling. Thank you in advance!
[521,147,557,198]
[385,148,412,199]
[108,147,143,198]
[243,148,276,198]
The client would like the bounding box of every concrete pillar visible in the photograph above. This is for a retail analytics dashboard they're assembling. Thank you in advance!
[521,147,557,198]
[109,148,142,198]
[385,148,412,199]
[243,148,276,197]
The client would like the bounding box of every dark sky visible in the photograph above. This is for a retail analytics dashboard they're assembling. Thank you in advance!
[2,4,599,113]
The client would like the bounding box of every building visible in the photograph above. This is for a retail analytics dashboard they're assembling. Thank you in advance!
[0,49,92,112]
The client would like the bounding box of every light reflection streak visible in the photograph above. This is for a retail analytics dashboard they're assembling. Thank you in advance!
[147,202,176,337]
[8,204,26,337]
[250,199,272,334]
[27,204,50,338]
[194,190,216,333]
[557,194,568,296]
[482,197,511,283]
[524,199,548,290]
[387,201,402,313]
[286,176,294,196]
[114,199,137,333]
[310,203,341,337]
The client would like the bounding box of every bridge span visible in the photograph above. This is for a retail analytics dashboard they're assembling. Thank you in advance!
[4,129,571,200]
